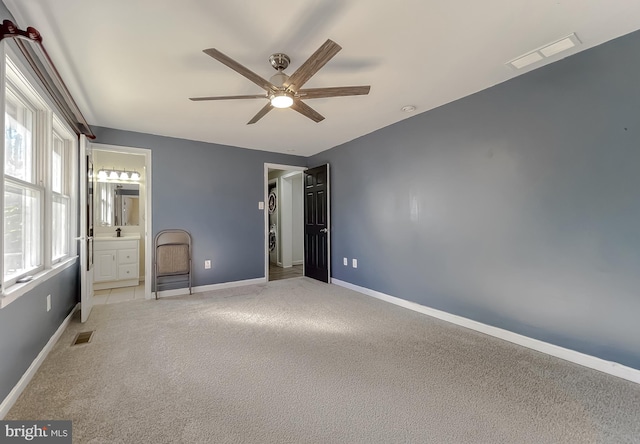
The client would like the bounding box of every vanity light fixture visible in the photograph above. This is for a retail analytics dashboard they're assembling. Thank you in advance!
[96,168,141,181]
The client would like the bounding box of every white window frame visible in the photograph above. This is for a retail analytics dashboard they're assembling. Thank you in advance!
[0,44,78,307]
[51,117,74,264]
[3,61,47,286]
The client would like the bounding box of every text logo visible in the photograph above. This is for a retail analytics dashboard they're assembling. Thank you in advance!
[0,421,71,443]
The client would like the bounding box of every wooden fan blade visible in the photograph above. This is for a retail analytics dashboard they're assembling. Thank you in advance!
[203,48,276,92]
[189,94,267,101]
[247,102,274,125]
[290,100,325,123]
[297,85,370,99]
[284,39,342,91]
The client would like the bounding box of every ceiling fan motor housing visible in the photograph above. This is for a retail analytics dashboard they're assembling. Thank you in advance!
[269,71,289,88]
[269,53,290,71]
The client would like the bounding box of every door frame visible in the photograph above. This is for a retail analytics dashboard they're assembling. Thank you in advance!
[79,135,93,322]
[279,171,303,269]
[91,143,153,299]
[263,163,306,280]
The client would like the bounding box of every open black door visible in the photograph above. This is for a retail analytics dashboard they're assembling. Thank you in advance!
[304,164,330,283]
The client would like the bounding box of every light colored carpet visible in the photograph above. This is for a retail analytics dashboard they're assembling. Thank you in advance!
[7,277,640,443]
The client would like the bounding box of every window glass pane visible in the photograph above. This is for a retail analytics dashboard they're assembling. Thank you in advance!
[52,195,68,260]
[98,181,114,226]
[4,182,41,279]
[5,94,34,182]
[52,134,63,193]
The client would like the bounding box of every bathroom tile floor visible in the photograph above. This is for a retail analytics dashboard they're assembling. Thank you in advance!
[93,283,146,305]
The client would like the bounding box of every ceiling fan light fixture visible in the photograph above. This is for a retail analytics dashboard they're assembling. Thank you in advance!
[271,92,294,109]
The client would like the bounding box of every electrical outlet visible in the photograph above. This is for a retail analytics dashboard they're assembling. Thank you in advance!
[343,257,348,266]
[204,260,211,269]
[258,201,264,210]
[352,259,358,268]
[46,294,51,312]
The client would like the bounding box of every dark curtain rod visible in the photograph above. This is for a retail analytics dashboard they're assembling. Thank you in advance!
[0,19,95,139]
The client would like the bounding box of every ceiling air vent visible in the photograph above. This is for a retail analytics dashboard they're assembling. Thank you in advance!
[507,33,581,70]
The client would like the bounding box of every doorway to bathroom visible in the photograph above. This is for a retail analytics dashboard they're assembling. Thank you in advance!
[89,144,152,306]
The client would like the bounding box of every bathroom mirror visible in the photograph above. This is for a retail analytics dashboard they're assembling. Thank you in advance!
[95,182,140,226]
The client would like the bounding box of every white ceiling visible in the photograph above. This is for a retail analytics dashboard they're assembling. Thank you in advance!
[5,0,640,156]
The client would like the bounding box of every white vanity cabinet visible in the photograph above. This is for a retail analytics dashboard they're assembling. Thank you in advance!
[93,237,140,290]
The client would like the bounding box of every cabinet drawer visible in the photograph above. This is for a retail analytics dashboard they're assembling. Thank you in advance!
[118,263,138,280]
[118,248,138,264]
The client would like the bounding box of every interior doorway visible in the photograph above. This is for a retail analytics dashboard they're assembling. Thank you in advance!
[264,164,306,281]
[88,143,152,307]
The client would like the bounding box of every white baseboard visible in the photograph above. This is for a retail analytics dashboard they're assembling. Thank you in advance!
[331,279,640,385]
[155,277,267,298]
[0,303,79,419]
[293,260,303,266]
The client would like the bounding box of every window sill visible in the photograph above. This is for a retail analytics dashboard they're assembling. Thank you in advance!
[0,256,78,309]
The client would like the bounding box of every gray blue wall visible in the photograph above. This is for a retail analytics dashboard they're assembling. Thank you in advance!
[91,127,305,286]
[310,30,640,370]
[0,266,78,403]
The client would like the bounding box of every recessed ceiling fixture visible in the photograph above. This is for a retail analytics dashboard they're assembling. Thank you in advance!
[401,105,416,113]
[508,33,581,70]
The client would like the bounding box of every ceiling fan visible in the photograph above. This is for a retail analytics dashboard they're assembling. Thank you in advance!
[189,39,371,124]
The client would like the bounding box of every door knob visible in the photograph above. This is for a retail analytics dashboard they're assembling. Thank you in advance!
[320,228,328,233]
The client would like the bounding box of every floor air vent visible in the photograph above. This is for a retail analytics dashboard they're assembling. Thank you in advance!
[72,331,94,346]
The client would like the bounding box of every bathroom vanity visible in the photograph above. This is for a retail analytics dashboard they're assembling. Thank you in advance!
[93,235,140,290]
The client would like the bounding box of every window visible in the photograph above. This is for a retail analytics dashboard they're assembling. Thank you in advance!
[2,55,77,292]
[4,88,42,281]
[51,126,71,262]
